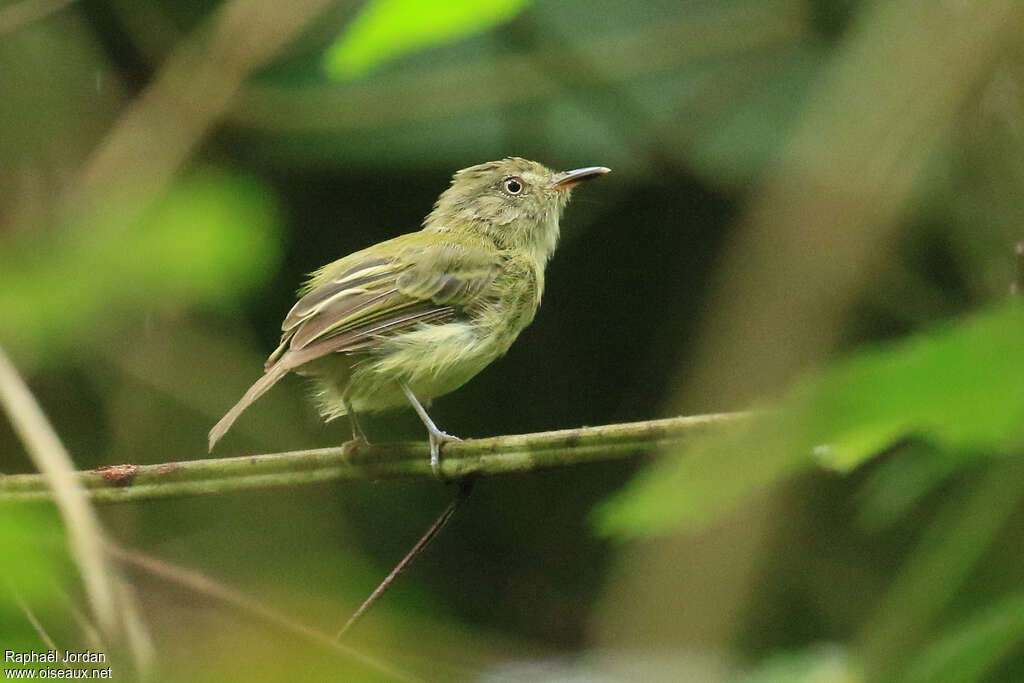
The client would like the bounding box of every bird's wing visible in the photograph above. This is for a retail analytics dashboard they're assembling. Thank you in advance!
[265,236,502,370]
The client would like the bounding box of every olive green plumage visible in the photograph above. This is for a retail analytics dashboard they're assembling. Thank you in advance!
[209,158,609,463]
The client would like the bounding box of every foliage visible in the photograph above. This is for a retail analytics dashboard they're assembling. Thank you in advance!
[0,506,67,607]
[0,171,281,365]
[900,593,1024,683]
[731,645,861,683]
[0,506,69,656]
[595,302,1024,536]
[324,0,533,79]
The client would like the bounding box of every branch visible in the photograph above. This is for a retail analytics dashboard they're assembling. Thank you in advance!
[0,413,743,504]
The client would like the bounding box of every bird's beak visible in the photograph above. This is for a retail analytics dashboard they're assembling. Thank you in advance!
[549,166,611,191]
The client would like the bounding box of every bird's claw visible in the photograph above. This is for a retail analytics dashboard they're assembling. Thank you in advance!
[344,434,370,450]
[428,430,461,480]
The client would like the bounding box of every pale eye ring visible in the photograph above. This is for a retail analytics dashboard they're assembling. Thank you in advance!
[502,177,524,195]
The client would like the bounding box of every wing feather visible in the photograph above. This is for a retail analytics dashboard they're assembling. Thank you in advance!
[283,259,398,329]
[288,287,400,350]
[266,235,502,372]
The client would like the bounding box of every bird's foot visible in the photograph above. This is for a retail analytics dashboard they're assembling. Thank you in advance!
[427,428,461,480]
[342,434,371,460]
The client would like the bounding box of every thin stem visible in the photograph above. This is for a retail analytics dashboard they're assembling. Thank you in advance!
[0,413,744,504]
[108,544,421,682]
[57,586,104,652]
[12,590,58,651]
[337,478,476,639]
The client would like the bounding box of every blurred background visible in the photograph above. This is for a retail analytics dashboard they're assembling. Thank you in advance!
[1,0,1024,680]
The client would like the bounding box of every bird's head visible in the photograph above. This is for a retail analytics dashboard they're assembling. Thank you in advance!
[424,157,610,262]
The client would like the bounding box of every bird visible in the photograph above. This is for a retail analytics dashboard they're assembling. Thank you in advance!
[208,157,610,476]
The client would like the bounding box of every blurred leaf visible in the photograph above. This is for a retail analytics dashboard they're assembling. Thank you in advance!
[732,644,861,683]
[0,505,67,607]
[593,409,814,537]
[324,0,532,80]
[936,51,1024,299]
[687,49,824,187]
[856,457,1024,679]
[801,302,1024,469]
[899,593,1024,683]
[0,457,67,650]
[854,442,962,532]
[595,302,1024,537]
[0,170,282,364]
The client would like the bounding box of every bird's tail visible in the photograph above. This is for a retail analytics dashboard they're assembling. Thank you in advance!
[208,361,291,451]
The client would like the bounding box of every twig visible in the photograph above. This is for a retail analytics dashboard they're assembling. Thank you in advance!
[337,478,476,639]
[0,413,744,504]
[115,581,157,675]
[12,589,58,651]
[107,544,421,682]
[59,588,105,653]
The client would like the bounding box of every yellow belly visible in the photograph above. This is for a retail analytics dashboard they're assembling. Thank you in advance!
[309,317,523,420]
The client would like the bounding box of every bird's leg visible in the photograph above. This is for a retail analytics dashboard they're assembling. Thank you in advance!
[344,399,369,445]
[400,382,460,479]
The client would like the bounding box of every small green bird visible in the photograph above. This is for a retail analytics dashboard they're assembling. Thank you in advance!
[209,158,610,474]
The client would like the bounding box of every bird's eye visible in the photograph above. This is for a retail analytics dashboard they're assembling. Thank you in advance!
[502,177,524,195]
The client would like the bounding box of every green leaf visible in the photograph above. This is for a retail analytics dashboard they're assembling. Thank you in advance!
[854,442,962,532]
[899,593,1024,683]
[688,49,824,187]
[595,302,1024,537]
[325,0,532,80]
[0,169,282,365]
[0,505,67,607]
[731,644,861,683]
[0,506,68,657]
[856,457,1024,678]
